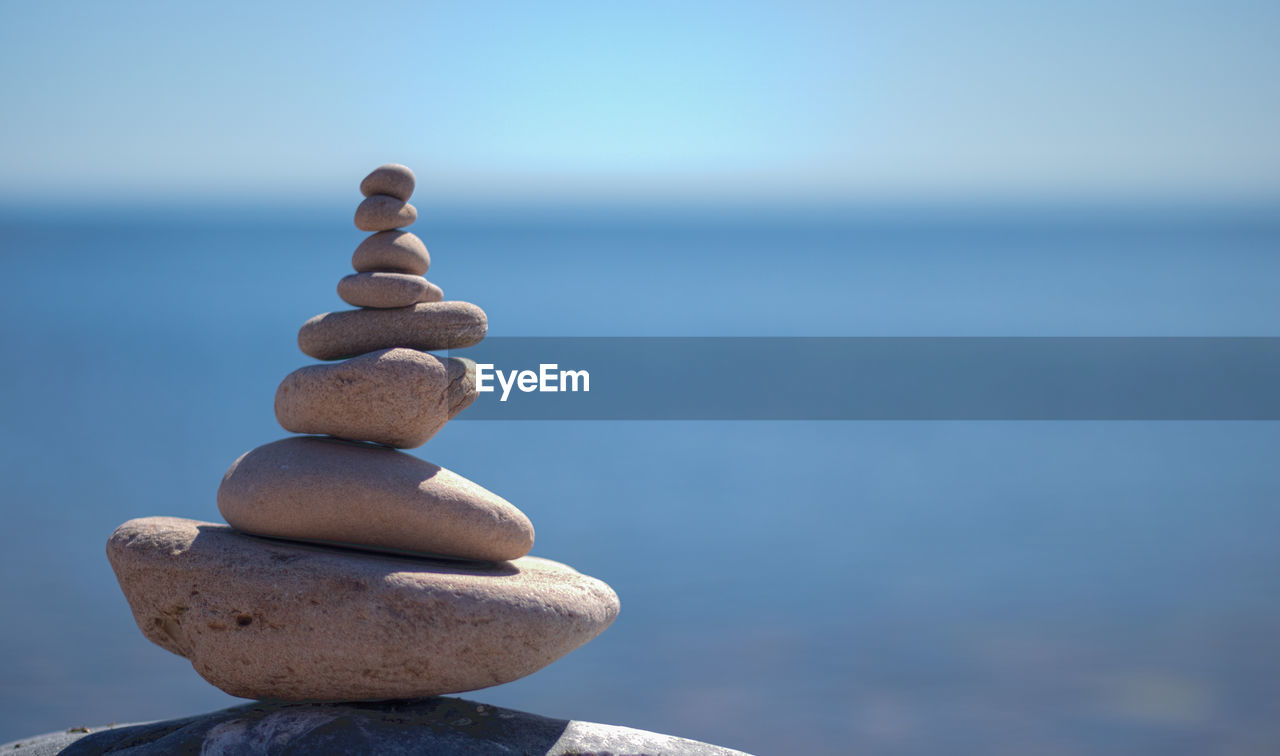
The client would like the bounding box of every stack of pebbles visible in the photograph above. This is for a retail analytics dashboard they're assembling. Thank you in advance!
[106,164,619,701]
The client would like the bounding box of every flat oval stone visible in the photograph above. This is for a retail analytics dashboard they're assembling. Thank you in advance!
[352,230,430,274]
[106,517,620,701]
[298,301,487,361]
[218,437,533,561]
[338,272,442,309]
[359,163,415,201]
[355,195,417,231]
[276,348,475,448]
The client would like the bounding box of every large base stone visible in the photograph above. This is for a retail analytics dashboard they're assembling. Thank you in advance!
[106,517,617,701]
[1,697,751,755]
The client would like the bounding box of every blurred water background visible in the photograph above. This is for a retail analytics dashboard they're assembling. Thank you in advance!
[1,206,1279,754]
[4,1,1280,751]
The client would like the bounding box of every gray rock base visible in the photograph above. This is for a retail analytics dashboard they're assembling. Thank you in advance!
[2,696,750,755]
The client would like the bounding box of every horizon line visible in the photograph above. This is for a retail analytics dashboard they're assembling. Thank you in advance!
[4,192,1280,211]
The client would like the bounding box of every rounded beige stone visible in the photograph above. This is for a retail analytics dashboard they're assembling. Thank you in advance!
[355,195,417,231]
[275,348,476,448]
[106,517,619,701]
[352,231,430,274]
[360,163,415,201]
[298,301,487,361]
[337,272,443,309]
[218,437,533,561]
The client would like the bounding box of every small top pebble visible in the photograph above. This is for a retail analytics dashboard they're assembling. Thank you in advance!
[360,164,415,201]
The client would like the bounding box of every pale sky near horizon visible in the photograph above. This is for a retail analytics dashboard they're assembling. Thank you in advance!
[1,1,1278,206]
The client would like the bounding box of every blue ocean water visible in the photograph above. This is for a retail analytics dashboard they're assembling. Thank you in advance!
[1,206,1279,754]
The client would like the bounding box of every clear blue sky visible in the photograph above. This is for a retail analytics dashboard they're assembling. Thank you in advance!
[1,1,1278,206]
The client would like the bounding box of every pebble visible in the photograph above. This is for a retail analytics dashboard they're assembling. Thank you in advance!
[275,348,475,448]
[338,272,442,309]
[351,230,430,274]
[218,436,533,562]
[359,163,415,201]
[106,517,620,701]
[298,301,487,361]
[355,195,417,231]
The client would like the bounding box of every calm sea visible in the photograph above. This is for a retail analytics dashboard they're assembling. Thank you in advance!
[1,206,1279,754]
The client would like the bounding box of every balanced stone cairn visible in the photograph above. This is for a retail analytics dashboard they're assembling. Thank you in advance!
[106,164,620,702]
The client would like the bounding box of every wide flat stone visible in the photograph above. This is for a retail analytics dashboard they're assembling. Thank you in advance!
[3,698,747,755]
[351,230,430,275]
[275,348,475,448]
[359,163,415,201]
[105,517,620,702]
[355,195,417,231]
[338,272,443,309]
[218,437,534,562]
[298,301,487,361]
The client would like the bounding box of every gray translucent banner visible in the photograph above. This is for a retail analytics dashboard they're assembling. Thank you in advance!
[445,338,1280,420]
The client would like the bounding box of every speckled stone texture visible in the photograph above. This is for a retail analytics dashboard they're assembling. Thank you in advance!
[297,301,487,361]
[338,272,443,309]
[275,348,474,448]
[359,163,415,201]
[218,437,533,562]
[2,698,749,755]
[351,230,430,274]
[355,195,417,231]
[105,517,620,701]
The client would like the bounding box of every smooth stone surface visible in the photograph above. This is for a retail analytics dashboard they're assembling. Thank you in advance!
[338,272,442,309]
[352,230,430,274]
[2,699,747,755]
[276,348,475,448]
[355,195,417,231]
[298,301,487,361]
[218,437,534,562]
[105,517,620,701]
[359,163,415,201]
